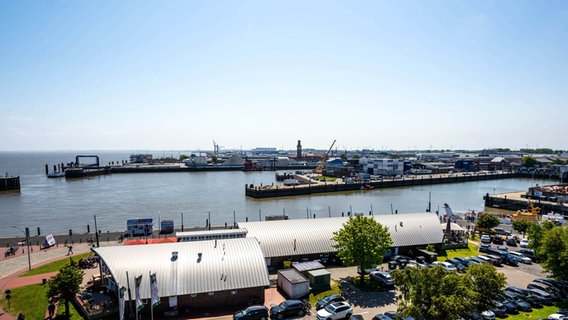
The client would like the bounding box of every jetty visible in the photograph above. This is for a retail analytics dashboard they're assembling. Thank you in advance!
[245,171,519,198]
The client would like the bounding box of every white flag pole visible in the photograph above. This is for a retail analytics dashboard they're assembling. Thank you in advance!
[149,270,154,320]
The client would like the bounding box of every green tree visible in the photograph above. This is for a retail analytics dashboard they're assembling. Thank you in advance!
[46,264,84,319]
[475,213,500,231]
[392,266,474,319]
[527,220,555,252]
[511,218,532,234]
[393,262,506,319]
[465,263,507,313]
[539,227,568,280]
[332,215,392,285]
[522,156,538,167]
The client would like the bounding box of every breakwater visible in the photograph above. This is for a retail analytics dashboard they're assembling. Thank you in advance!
[246,172,522,198]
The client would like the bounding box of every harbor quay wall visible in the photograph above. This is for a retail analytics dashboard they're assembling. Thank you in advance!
[484,192,568,215]
[245,172,521,199]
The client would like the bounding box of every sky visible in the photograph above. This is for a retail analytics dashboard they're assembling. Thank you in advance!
[1,0,567,152]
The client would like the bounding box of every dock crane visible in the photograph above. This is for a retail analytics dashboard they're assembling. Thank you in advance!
[314,140,336,174]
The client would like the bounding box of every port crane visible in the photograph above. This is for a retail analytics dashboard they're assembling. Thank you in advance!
[313,140,336,174]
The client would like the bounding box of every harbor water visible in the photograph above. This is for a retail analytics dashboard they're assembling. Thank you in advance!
[0,151,554,238]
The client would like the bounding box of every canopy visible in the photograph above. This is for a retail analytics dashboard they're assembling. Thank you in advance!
[441,222,465,232]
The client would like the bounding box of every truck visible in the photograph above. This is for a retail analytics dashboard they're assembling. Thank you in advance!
[126,218,153,237]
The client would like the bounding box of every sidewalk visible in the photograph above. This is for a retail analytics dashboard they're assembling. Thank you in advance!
[0,243,106,320]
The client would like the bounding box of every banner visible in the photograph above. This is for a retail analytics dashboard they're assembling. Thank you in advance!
[119,286,126,320]
[135,275,144,312]
[150,272,160,308]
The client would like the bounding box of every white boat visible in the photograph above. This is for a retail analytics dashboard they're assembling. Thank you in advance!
[47,171,65,178]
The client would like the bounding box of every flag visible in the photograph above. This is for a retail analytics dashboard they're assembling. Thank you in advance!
[150,272,160,308]
[119,286,126,320]
[135,275,144,312]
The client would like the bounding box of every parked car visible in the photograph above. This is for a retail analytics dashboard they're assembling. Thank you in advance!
[480,235,491,244]
[270,300,307,319]
[520,239,530,248]
[502,254,519,266]
[506,237,517,246]
[504,286,543,308]
[370,271,395,287]
[316,301,353,320]
[234,305,269,320]
[316,294,345,310]
[491,227,512,236]
[495,297,518,314]
[548,314,568,320]
[481,310,496,319]
[477,255,501,266]
[372,315,393,320]
[527,288,555,305]
[492,236,504,245]
[501,292,532,312]
[508,251,532,264]
[491,300,507,317]
[391,255,411,268]
[479,243,491,253]
[446,258,467,271]
[528,282,562,301]
[431,261,457,272]
[517,249,538,262]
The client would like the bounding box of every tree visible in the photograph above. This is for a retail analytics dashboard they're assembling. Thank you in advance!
[392,266,474,319]
[392,262,506,319]
[475,213,500,231]
[332,215,392,285]
[465,263,506,313]
[511,218,532,234]
[47,264,84,319]
[522,156,538,167]
[526,220,555,252]
[539,227,568,280]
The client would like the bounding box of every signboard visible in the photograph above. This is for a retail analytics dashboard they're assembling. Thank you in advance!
[43,234,56,248]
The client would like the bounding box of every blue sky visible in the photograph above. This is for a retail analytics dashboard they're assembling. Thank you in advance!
[1,1,567,151]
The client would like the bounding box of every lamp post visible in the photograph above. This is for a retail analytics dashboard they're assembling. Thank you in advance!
[11,226,31,271]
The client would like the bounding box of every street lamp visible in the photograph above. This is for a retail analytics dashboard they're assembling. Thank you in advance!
[11,226,31,271]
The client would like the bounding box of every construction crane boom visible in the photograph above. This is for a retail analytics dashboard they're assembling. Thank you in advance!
[315,140,336,173]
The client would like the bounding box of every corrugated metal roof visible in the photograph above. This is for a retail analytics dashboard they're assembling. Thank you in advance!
[238,213,443,258]
[93,237,269,300]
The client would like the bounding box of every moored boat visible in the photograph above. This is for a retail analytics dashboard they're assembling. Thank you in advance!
[47,171,65,178]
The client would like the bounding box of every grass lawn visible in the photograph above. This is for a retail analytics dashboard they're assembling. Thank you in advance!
[507,305,557,319]
[19,252,91,277]
[0,283,83,319]
[308,281,341,306]
[438,242,479,260]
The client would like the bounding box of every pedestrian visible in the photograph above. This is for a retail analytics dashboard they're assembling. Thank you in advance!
[67,245,73,255]
[48,301,56,319]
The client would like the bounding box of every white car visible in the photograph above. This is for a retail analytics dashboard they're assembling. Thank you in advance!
[520,239,530,248]
[548,314,568,320]
[431,261,457,272]
[481,310,496,319]
[316,301,353,320]
[508,251,532,264]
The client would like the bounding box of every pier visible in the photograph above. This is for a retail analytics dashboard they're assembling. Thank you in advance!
[245,171,521,198]
[484,186,568,216]
[0,176,20,191]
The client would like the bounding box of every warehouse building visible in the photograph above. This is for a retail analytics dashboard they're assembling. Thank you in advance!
[92,237,269,316]
[238,212,443,268]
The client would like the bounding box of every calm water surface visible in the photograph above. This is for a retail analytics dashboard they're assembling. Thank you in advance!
[0,151,553,237]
